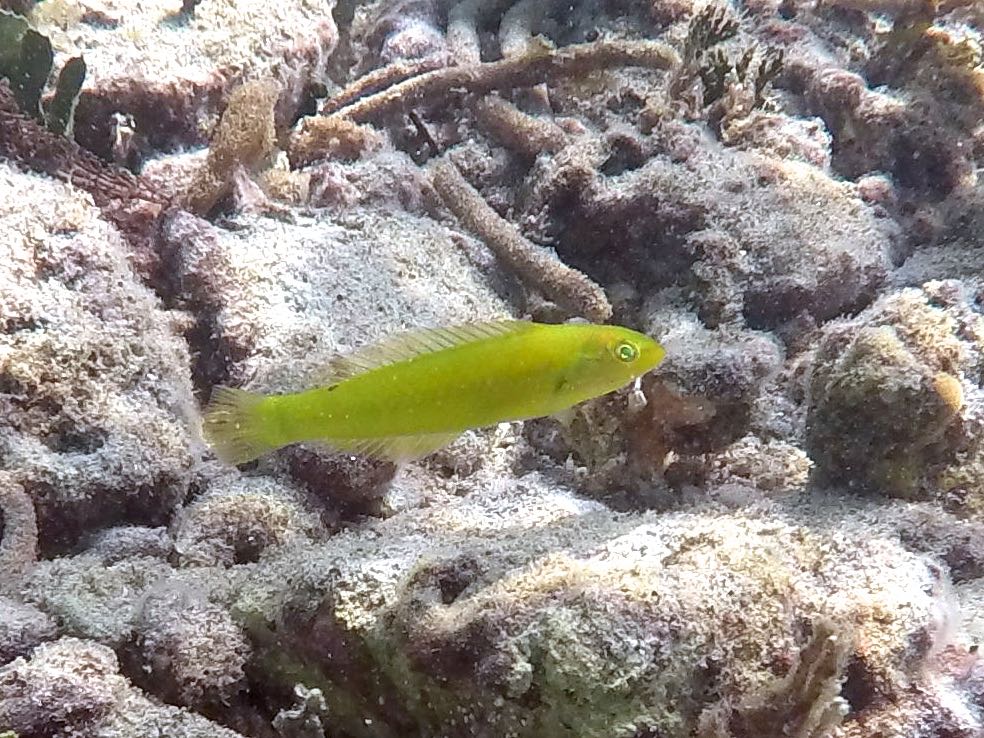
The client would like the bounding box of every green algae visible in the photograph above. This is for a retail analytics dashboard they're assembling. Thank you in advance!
[0,9,85,135]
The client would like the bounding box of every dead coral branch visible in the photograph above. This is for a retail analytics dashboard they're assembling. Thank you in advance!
[431,157,612,322]
[498,0,549,59]
[322,58,447,116]
[328,39,679,123]
[288,116,384,168]
[471,95,568,160]
[447,0,516,64]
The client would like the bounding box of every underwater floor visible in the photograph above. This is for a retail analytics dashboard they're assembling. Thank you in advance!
[2,0,984,736]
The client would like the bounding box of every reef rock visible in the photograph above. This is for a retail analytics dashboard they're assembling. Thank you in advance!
[0,163,198,553]
[805,280,984,503]
[27,0,339,159]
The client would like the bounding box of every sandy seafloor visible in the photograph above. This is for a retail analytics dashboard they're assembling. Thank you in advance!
[2,0,984,736]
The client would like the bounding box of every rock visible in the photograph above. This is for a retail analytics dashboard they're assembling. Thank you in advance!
[230,474,960,738]
[131,584,251,710]
[28,0,339,158]
[805,282,984,501]
[0,597,57,665]
[0,637,248,738]
[0,163,197,553]
[172,473,324,567]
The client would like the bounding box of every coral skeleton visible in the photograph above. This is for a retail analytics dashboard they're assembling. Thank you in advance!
[431,156,612,322]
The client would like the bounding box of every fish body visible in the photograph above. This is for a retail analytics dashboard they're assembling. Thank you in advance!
[203,320,665,464]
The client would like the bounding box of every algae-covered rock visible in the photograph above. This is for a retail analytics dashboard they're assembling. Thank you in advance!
[163,208,509,393]
[0,163,198,552]
[82,525,174,565]
[131,584,252,711]
[0,637,249,738]
[805,281,984,500]
[15,463,976,737]
[229,476,956,738]
[0,596,56,664]
[171,473,325,567]
[518,121,895,331]
[21,554,173,648]
[808,325,960,495]
[0,637,121,736]
[26,0,338,158]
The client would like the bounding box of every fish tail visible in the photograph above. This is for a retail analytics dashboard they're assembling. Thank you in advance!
[201,386,276,465]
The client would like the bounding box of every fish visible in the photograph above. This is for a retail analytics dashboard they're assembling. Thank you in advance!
[202,320,665,465]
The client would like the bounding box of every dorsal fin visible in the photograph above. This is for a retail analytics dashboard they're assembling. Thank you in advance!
[319,319,530,385]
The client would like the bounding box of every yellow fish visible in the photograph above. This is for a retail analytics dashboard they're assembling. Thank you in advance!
[202,320,665,465]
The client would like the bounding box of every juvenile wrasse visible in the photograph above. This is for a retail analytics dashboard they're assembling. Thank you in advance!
[202,320,665,465]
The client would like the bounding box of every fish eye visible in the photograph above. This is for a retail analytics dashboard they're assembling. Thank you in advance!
[614,341,639,363]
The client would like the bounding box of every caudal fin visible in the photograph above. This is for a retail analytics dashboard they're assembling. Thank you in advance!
[201,386,276,465]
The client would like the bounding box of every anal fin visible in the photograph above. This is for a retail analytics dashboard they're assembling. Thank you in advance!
[550,407,577,426]
[319,432,460,463]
